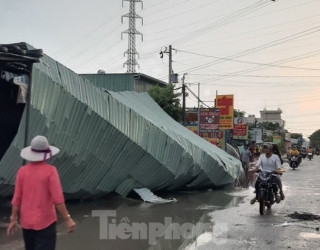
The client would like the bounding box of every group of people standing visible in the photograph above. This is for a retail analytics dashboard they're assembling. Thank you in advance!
[240,142,261,171]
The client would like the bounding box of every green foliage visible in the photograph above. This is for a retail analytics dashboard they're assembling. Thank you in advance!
[309,129,320,147]
[148,85,182,122]
[248,123,256,130]
[234,109,245,117]
[258,122,280,131]
[291,133,301,139]
[264,136,273,142]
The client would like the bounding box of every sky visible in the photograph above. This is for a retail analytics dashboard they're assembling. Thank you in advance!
[1,0,320,137]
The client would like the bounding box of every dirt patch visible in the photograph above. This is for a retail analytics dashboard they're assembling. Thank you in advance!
[288,212,320,221]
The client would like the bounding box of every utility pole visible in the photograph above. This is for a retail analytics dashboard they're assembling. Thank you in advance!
[197,83,200,135]
[121,0,143,73]
[168,45,172,85]
[160,45,174,85]
[181,73,187,126]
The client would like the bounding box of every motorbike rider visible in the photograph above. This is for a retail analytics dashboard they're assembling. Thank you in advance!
[250,143,284,205]
[290,146,301,163]
[290,146,300,157]
[307,147,313,159]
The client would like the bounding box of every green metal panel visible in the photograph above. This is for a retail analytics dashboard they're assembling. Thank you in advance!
[134,79,155,92]
[0,43,242,199]
[81,74,134,92]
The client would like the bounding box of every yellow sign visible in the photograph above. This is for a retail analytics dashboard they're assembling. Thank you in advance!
[216,95,234,130]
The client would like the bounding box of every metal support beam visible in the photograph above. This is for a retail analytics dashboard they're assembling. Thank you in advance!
[23,66,33,165]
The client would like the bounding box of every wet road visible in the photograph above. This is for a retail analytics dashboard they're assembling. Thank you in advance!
[206,155,320,250]
[1,155,319,250]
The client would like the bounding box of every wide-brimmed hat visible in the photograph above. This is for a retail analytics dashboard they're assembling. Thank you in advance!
[263,143,273,149]
[21,136,60,162]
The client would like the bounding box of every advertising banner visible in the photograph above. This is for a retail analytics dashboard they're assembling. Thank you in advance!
[252,128,263,143]
[233,117,248,139]
[203,130,226,150]
[216,95,234,130]
[199,108,220,131]
[273,135,281,144]
[186,125,225,150]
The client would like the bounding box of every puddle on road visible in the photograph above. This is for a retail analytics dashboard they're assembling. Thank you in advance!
[288,212,320,221]
[1,190,243,250]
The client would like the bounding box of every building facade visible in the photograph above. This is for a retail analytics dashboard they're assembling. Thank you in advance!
[81,73,167,93]
[247,108,286,127]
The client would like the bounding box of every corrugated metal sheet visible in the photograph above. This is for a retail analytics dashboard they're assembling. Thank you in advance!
[134,79,156,92]
[0,42,242,199]
[81,74,134,92]
[134,188,173,203]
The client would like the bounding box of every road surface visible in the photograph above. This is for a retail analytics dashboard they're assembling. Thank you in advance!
[1,155,319,249]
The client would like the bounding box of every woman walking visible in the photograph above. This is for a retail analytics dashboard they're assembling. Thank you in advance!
[7,135,75,250]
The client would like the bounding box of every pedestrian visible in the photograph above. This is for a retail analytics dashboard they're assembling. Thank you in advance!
[7,135,75,250]
[241,145,252,172]
[249,141,256,161]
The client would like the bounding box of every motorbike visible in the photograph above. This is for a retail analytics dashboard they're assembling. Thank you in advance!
[290,155,299,169]
[301,152,307,159]
[255,170,282,215]
[308,152,313,161]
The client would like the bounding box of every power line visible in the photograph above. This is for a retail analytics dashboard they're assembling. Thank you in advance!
[166,30,318,81]
[142,0,170,11]
[144,0,223,26]
[62,23,125,65]
[164,1,273,47]
[51,8,126,58]
[177,49,320,72]
[176,26,320,78]
[143,1,271,61]
[282,112,320,119]
[201,49,320,84]
[179,13,320,49]
[181,21,320,51]
[137,0,272,64]
[143,0,245,36]
[185,84,210,108]
[189,73,320,78]
[143,0,191,18]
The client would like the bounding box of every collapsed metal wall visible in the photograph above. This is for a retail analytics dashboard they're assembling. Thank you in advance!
[0,44,242,199]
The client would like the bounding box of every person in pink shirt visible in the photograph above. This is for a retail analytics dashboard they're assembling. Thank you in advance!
[7,135,75,250]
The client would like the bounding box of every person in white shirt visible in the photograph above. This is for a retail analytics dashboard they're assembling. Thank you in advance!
[250,143,284,204]
[241,145,252,171]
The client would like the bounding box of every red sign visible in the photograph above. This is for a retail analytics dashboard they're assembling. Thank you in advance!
[233,125,247,136]
[233,117,248,139]
[216,95,234,129]
[199,108,220,131]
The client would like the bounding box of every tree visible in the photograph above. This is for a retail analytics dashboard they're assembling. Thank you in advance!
[148,85,182,122]
[263,136,273,142]
[258,122,280,131]
[291,133,301,139]
[234,109,245,117]
[309,129,320,148]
